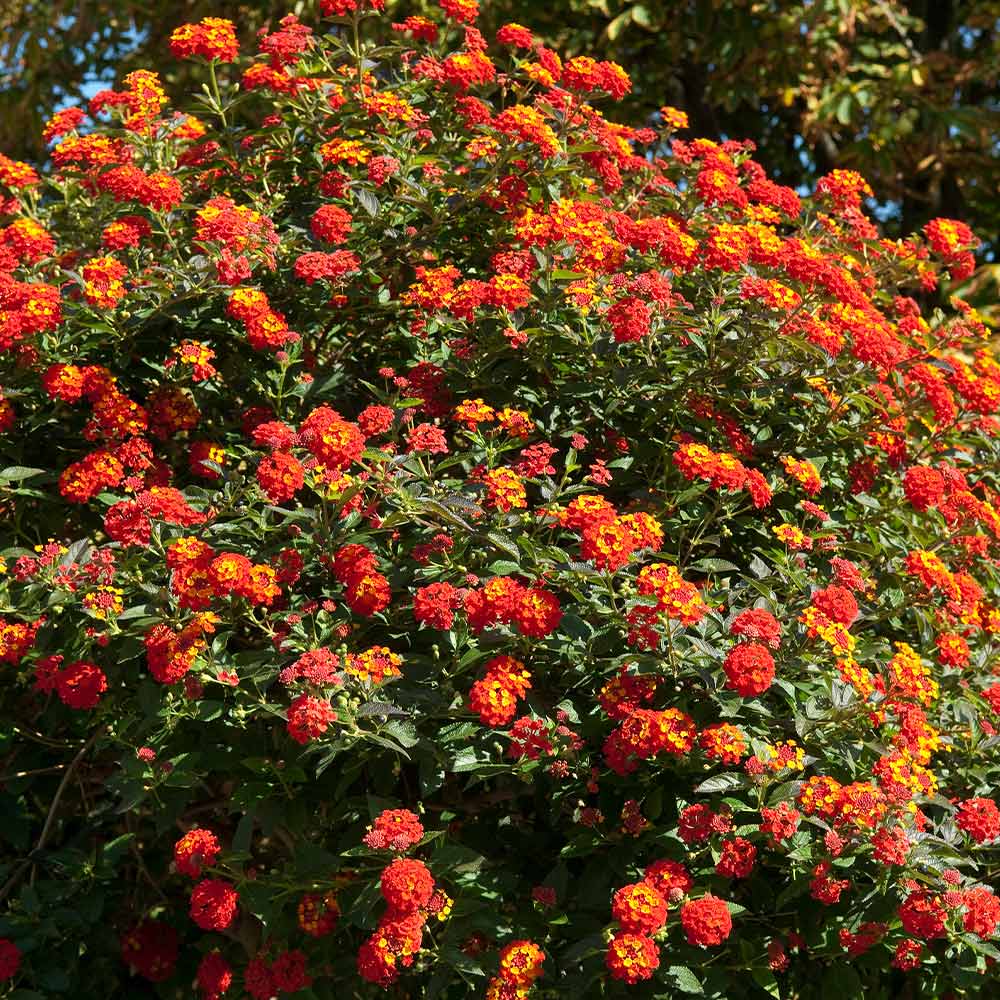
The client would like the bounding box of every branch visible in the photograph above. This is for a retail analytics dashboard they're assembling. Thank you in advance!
[0,725,106,904]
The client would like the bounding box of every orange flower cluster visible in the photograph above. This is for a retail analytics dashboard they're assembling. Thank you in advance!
[88,69,168,133]
[34,658,108,709]
[781,455,823,495]
[605,932,660,984]
[605,864,732,981]
[144,615,216,684]
[612,881,667,934]
[956,798,1000,844]
[798,775,899,841]
[173,828,221,878]
[286,693,338,743]
[297,891,340,938]
[674,440,772,508]
[0,152,40,189]
[604,707,696,775]
[331,543,391,617]
[193,196,279,283]
[363,808,424,851]
[598,666,658,720]
[490,939,545,994]
[923,218,978,280]
[169,18,240,62]
[358,857,448,987]
[549,495,664,573]
[464,577,562,638]
[0,616,43,664]
[468,655,532,726]
[681,895,733,946]
[478,466,527,512]
[345,646,402,685]
[887,642,938,706]
[699,722,747,763]
[493,105,560,158]
[189,878,238,931]
[635,563,707,624]
[227,287,297,350]
[722,642,775,698]
[164,541,281,610]
[1,218,54,266]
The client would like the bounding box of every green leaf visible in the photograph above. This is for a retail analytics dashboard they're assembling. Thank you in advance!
[240,882,280,928]
[440,945,486,978]
[451,746,488,772]
[116,604,152,621]
[419,752,446,795]
[365,732,413,758]
[485,531,520,560]
[605,9,633,41]
[690,558,739,573]
[487,560,520,575]
[420,499,475,532]
[381,719,419,748]
[751,968,780,998]
[667,965,704,994]
[768,780,803,804]
[0,466,45,482]
[560,614,593,640]
[821,963,863,999]
[694,772,744,794]
[835,93,854,125]
[98,833,135,867]
[233,811,255,854]
[685,329,707,354]
[355,187,380,216]
[356,701,409,718]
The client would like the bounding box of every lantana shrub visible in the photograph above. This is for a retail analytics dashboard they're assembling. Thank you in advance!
[0,1,998,997]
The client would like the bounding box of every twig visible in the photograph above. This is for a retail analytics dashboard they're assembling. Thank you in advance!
[0,764,68,782]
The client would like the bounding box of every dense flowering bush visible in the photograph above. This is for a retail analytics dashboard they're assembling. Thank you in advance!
[0,1,998,997]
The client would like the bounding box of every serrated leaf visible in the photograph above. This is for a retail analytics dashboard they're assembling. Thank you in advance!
[485,531,520,560]
[667,965,704,994]
[487,560,520,575]
[694,772,744,794]
[381,719,419,748]
[0,466,46,482]
[364,732,413,758]
[356,701,409,718]
[690,557,739,573]
[355,187,380,215]
[117,604,152,621]
[451,746,486,772]
[420,498,475,532]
